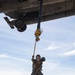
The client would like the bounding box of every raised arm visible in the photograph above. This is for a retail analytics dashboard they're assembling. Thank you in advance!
[31,55,34,62]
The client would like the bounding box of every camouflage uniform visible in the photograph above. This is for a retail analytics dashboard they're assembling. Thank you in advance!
[31,55,45,75]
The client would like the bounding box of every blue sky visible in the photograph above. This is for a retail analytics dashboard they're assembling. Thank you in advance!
[0,13,75,75]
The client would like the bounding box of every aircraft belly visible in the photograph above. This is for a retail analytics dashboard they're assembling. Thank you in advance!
[23,0,75,24]
[0,0,71,13]
[0,0,75,25]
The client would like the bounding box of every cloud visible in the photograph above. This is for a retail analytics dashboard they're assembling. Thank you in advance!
[45,43,62,51]
[44,42,75,57]
[0,54,31,75]
[43,61,58,71]
[72,42,75,47]
[0,54,30,62]
[43,61,75,75]
[0,70,29,75]
[62,50,75,56]
[46,45,60,50]
[0,54,9,58]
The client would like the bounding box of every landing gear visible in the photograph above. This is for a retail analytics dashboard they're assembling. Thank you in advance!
[4,17,27,32]
[17,24,27,32]
[15,19,27,32]
[15,19,25,28]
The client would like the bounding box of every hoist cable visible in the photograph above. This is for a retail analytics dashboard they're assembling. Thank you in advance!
[34,0,43,42]
[37,0,43,29]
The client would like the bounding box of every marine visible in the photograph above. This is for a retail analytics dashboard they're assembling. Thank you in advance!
[31,54,45,75]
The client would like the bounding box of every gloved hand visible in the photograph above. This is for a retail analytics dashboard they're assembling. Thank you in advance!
[32,55,34,58]
[41,57,45,61]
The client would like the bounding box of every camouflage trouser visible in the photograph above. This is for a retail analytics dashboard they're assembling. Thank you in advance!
[31,70,43,75]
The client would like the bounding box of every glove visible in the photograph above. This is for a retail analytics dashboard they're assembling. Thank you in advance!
[32,55,34,58]
[41,57,45,61]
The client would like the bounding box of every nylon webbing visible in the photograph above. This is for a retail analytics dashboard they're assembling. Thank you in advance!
[33,42,37,57]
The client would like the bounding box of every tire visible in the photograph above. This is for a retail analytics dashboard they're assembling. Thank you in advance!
[17,25,27,32]
[15,19,25,29]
